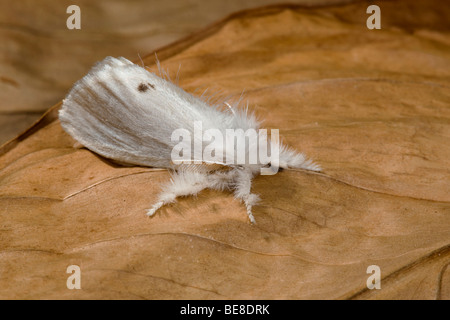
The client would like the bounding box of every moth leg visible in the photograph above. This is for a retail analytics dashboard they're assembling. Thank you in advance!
[233,168,260,224]
[146,170,209,217]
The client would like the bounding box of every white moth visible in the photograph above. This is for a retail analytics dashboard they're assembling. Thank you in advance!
[59,56,320,224]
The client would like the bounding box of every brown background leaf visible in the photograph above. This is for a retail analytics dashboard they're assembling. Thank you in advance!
[0,0,449,299]
[0,0,348,144]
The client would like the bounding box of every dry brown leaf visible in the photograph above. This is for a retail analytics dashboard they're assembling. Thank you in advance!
[0,0,351,145]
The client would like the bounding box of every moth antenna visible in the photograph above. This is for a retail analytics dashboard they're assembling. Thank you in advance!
[277,143,321,172]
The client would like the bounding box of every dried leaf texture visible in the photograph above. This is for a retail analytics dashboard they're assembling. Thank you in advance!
[0,0,345,144]
[0,0,449,299]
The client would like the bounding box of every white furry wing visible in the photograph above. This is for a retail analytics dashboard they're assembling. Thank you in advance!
[59,57,236,168]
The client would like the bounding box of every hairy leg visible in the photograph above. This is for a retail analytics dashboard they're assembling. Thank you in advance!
[232,168,260,224]
[147,167,260,224]
[146,170,210,216]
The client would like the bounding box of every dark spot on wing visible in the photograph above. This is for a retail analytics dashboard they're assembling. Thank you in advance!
[138,82,155,92]
[138,83,148,92]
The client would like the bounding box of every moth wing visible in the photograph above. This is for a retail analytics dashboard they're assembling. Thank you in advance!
[59,56,232,169]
